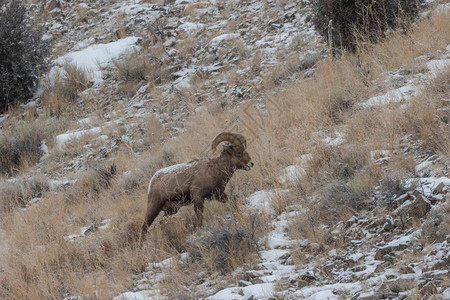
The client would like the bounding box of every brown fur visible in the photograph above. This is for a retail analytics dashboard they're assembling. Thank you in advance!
[139,133,253,244]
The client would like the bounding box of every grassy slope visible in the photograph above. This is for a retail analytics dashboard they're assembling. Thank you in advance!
[0,3,449,299]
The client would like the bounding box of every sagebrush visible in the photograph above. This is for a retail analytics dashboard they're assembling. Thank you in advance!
[312,0,423,52]
[0,0,49,113]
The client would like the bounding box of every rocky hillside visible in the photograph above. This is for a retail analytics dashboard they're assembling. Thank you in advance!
[0,0,449,299]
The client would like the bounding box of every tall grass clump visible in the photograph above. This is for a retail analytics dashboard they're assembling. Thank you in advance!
[0,175,49,214]
[40,63,91,117]
[0,121,45,175]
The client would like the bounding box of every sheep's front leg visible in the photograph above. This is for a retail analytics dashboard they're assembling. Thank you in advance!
[193,194,204,228]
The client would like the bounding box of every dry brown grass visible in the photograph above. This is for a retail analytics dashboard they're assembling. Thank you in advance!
[176,35,198,61]
[0,118,61,176]
[40,63,91,118]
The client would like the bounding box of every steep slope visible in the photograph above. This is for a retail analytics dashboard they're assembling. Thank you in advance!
[0,0,448,299]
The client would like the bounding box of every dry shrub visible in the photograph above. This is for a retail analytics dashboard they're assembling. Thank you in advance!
[307,143,370,183]
[0,0,49,114]
[346,107,388,148]
[389,67,450,155]
[0,120,46,175]
[277,55,369,136]
[287,201,332,246]
[312,0,423,52]
[379,172,409,207]
[188,228,256,273]
[322,166,377,210]
[40,63,91,117]
[323,182,360,209]
[262,54,304,89]
[0,175,49,214]
[186,210,262,275]
[113,50,148,81]
[143,114,165,148]
[363,7,450,72]
[0,191,151,299]
[64,163,117,206]
[113,45,170,89]
[176,35,198,61]
[190,200,266,273]
[411,66,450,155]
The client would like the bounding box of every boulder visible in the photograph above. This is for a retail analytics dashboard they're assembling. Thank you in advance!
[375,244,407,260]
[45,0,61,11]
[395,194,431,220]
[432,182,445,195]
[408,195,431,218]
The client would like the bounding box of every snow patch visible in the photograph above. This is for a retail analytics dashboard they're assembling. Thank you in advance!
[55,127,103,149]
[246,189,289,215]
[54,37,141,83]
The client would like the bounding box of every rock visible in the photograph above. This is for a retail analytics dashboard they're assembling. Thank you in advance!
[408,195,431,218]
[238,280,252,287]
[395,194,431,220]
[398,265,415,274]
[420,281,438,297]
[383,215,395,232]
[250,278,264,284]
[355,291,376,300]
[394,193,412,208]
[45,0,61,11]
[375,244,408,260]
[346,215,358,227]
[422,270,449,281]
[387,277,416,293]
[433,182,445,194]
[374,282,398,299]
[429,259,447,271]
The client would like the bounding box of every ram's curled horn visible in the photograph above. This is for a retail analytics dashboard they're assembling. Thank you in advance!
[211,132,247,152]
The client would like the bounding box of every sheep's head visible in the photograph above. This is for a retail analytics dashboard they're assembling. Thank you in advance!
[212,132,254,171]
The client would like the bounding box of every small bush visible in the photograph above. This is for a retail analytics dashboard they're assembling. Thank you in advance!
[0,122,44,175]
[40,63,90,117]
[379,173,408,206]
[188,228,257,273]
[64,163,116,204]
[324,181,359,208]
[0,0,49,113]
[113,51,148,81]
[308,144,369,183]
[113,48,170,87]
[312,0,423,52]
[0,175,49,213]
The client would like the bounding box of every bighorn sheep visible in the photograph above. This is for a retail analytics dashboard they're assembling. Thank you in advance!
[140,132,253,242]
